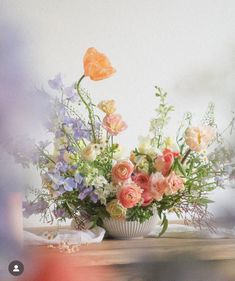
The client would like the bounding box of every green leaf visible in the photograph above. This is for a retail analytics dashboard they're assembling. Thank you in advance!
[175,158,187,177]
[198,197,214,205]
[158,213,168,237]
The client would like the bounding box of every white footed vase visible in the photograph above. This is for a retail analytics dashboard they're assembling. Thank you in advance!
[103,212,158,239]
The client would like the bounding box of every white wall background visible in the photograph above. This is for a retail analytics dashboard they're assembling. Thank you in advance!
[1,0,234,226]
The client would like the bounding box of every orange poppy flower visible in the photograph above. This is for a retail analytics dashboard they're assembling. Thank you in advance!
[83,48,116,81]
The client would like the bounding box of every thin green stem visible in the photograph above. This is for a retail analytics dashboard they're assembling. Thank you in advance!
[36,146,56,164]
[61,126,81,151]
[111,135,114,158]
[76,75,97,142]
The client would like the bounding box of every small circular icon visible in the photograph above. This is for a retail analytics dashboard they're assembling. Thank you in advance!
[8,260,24,276]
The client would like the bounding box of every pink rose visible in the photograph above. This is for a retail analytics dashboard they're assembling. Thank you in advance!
[164,171,185,195]
[112,160,134,183]
[155,148,179,176]
[117,183,142,208]
[150,173,168,201]
[102,114,127,136]
[132,173,153,206]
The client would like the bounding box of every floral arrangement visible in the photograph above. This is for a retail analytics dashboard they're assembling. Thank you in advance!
[23,48,234,236]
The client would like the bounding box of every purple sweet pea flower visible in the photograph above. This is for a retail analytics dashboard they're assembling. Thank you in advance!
[63,177,76,191]
[78,186,99,203]
[48,172,64,186]
[75,173,84,189]
[62,116,73,125]
[23,199,49,218]
[53,208,70,219]
[75,173,83,184]
[58,149,71,162]
[63,84,77,102]
[57,104,67,121]
[90,192,99,203]
[55,161,68,173]
[48,73,64,90]
[78,187,92,200]
[58,115,91,141]
[53,185,66,196]
[74,128,90,140]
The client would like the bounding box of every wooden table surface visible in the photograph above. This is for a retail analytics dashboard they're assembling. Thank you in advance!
[23,226,235,281]
[27,237,235,266]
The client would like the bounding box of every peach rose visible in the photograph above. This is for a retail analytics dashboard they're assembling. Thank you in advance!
[164,171,185,195]
[185,126,215,152]
[154,148,179,176]
[83,48,116,81]
[117,183,142,208]
[112,160,134,183]
[103,114,127,136]
[150,172,168,201]
[98,100,116,115]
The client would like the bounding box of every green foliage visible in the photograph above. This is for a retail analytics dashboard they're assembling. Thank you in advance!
[176,112,192,147]
[173,158,187,177]
[24,79,234,237]
[133,148,155,174]
[126,206,154,223]
[149,86,174,148]
[202,102,216,127]
[158,213,168,237]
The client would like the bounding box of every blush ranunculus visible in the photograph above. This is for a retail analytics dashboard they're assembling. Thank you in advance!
[112,160,134,183]
[103,114,127,136]
[117,183,142,208]
[154,148,179,176]
[150,172,184,200]
[150,172,168,201]
[83,48,116,81]
[164,171,185,195]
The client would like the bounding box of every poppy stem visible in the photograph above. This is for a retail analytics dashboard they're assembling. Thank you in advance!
[76,75,97,143]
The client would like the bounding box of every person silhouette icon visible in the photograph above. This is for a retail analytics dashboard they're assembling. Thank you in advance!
[9,260,24,276]
[13,265,20,272]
